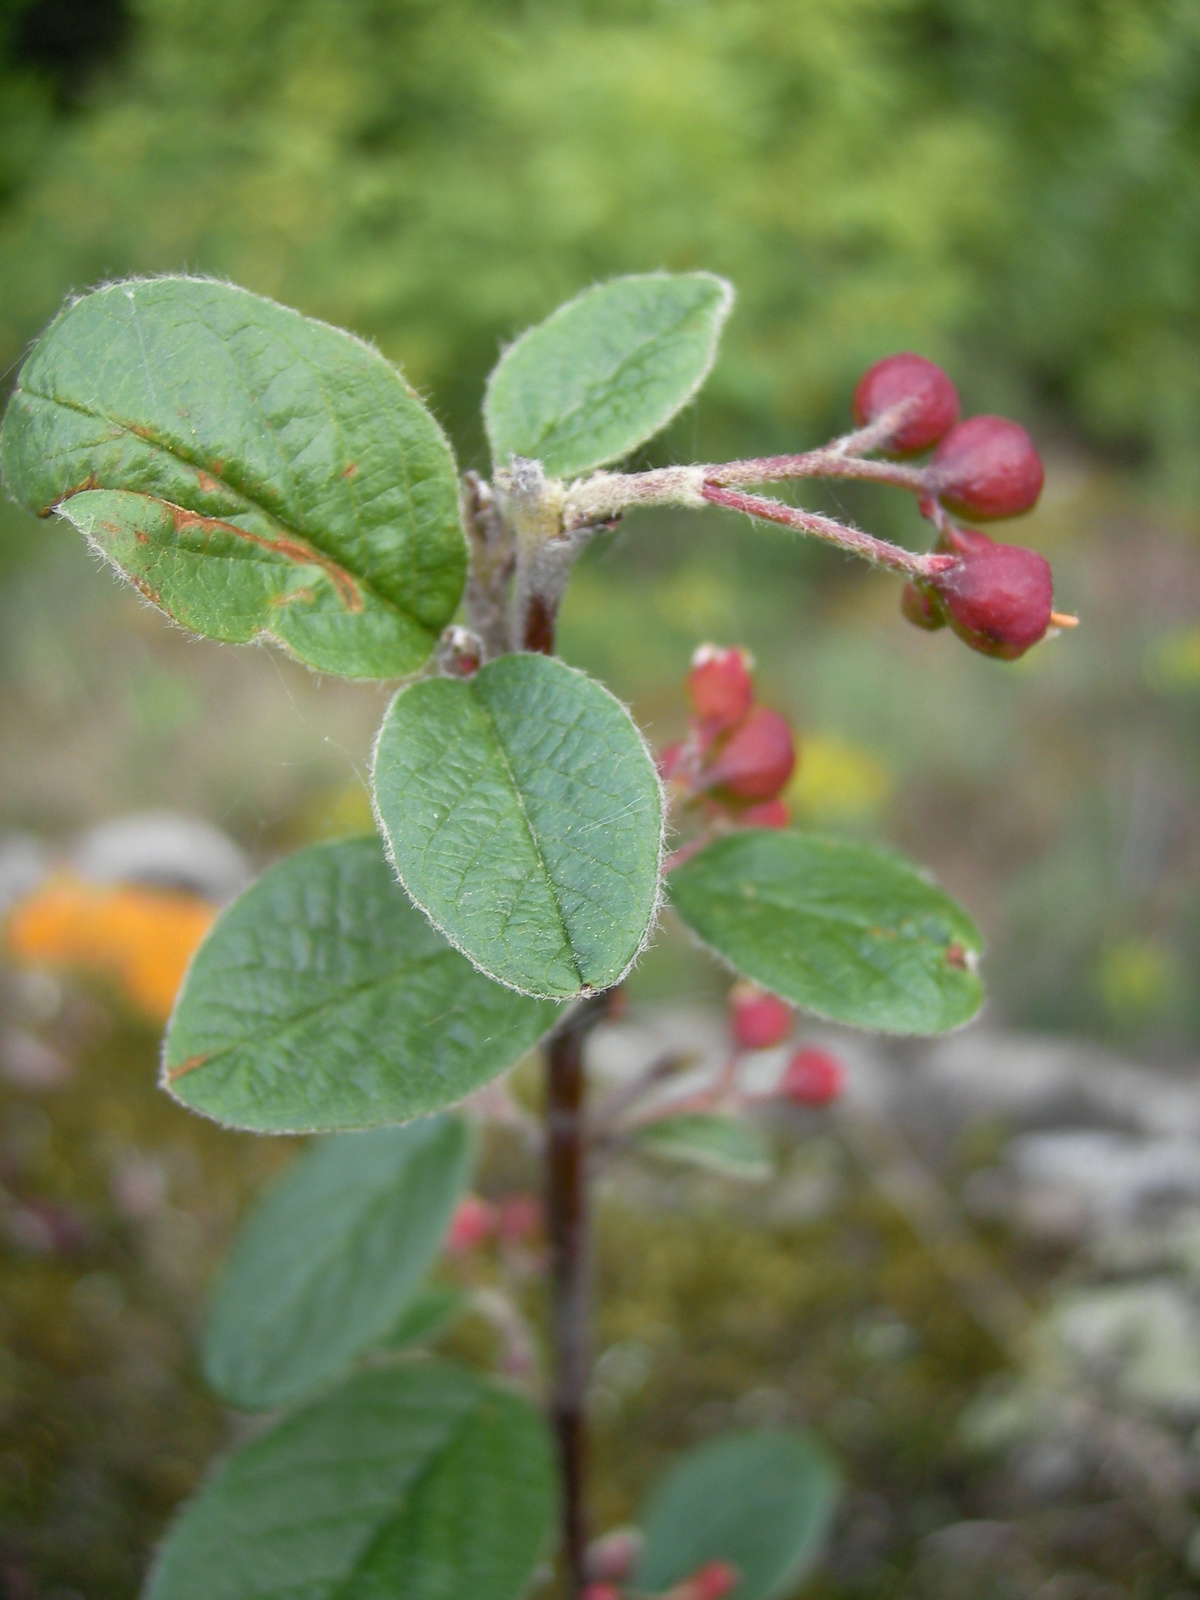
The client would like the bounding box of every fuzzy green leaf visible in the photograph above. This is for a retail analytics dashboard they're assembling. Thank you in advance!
[204,1117,471,1410]
[633,1113,772,1181]
[484,272,733,480]
[163,837,559,1132]
[0,278,465,678]
[668,830,982,1034]
[372,653,663,999]
[637,1430,841,1600]
[145,1364,554,1600]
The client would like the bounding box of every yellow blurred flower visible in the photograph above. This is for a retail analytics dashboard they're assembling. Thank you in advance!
[4,877,216,1023]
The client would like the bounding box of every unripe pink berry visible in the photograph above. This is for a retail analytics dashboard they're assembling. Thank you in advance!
[498,1193,542,1246]
[729,980,793,1050]
[446,1194,498,1254]
[900,581,946,632]
[702,707,796,802]
[780,1047,845,1107]
[687,645,755,731]
[932,416,1044,521]
[852,354,959,455]
[931,529,1054,660]
[739,797,790,829]
[581,1586,623,1600]
[585,1527,643,1585]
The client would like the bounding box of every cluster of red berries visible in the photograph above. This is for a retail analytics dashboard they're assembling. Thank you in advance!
[853,353,1068,661]
[659,646,796,827]
[445,1192,542,1255]
[728,981,845,1107]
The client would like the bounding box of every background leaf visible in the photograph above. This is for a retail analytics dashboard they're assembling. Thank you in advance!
[668,829,982,1034]
[145,1364,554,1600]
[203,1116,470,1409]
[636,1429,841,1600]
[164,837,560,1132]
[633,1113,772,1181]
[484,271,732,480]
[372,653,662,999]
[0,277,465,678]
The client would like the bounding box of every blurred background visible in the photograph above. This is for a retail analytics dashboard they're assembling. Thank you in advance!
[2,1,1200,1596]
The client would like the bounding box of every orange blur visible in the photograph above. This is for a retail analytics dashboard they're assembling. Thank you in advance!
[4,876,216,1023]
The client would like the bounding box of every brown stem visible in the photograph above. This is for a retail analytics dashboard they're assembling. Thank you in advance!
[545,993,608,1596]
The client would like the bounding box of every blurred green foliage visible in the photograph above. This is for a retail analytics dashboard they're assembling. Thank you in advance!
[1,0,1200,484]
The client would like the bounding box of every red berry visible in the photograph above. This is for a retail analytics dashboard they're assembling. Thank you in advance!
[581,1587,623,1600]
[932,416,1044,521]
[900,581,946,632]
[702,707,795,801]
[851,354,959,455]
[780,1047,845,1107]
[739,797,790,829]
[676,1560,742,1600]
[446,1194,498,1254]
[930,529,1054,660]
[729,981,793,1050]
[687,645,754,730]
[658,740,687,782]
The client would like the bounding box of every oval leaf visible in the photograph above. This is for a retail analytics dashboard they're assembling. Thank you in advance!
[634,1113,772,1182]
[204,1117,471,1410]
[636,1429,841,1600]
[0,278,466,678]
[484,272,733,480]
[668,829,982,1034]
[163,837,560,1132]
[146,1364,554,1600]
[372,653,663,999]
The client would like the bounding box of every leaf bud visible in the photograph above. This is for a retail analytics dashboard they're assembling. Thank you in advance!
[932,415,1044,520]
[852,353,960,454]
[779,1046,845,1107]
[729,980,793,1050]
[701,707,796,801]
[930,528,1054,660]
[436,624,482,678]
[687,644,755,731]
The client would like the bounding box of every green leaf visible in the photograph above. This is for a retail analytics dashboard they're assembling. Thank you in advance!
[145,1364,554,1600]
[633,1113,772,1181]
[0,278,465,679]
[636,1429,841,1600]
[379,1284,470,1351]
[484,272,733,480]
[668,830,983,1034]
[203,1117,471,1410]
[163,837,559,1132]
[372,652,663,999]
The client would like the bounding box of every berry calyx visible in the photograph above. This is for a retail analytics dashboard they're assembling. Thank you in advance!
[852,353,959,455]
[930,528,1054,660]
[687,645,755,731]
[780,1047,845,1107]
[900,581,946,632]
[445,1194,498,1254]
[932,416,1044,521]
[701,707,796,801]
[729,980,793,1050]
